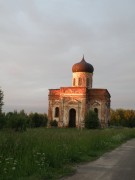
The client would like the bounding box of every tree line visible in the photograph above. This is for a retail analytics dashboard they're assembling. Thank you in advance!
[85,109,135,128]
[0,110,48,131]
[0,87,48,131]
[110,109,135,128]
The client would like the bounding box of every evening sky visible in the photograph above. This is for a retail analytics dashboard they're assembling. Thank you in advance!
[0,0,135,113]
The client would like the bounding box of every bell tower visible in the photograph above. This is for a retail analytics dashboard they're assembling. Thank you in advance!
[72,56,94,89]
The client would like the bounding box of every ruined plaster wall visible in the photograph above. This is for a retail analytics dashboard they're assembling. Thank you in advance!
[89,99,107,127]
[48,88,110,128]
[61,97,86,127]
[48,89,60,122]
[105,97,111,125]
[100,101,108,127]
[72,72,93,89]
[88,89,111,128]
[59,87,87,128]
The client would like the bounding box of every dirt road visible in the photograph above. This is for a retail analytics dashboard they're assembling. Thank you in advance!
[61,139,135,180]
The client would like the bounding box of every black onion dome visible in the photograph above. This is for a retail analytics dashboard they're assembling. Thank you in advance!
[72,56,94,73]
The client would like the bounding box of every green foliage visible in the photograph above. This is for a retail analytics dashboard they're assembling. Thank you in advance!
[85,110,100,129]
[110,109,135,128]
[0,113,6,129]
[6,111,27,131]
[0,110,48,130]
[0,88,4,114]
[29,113,48,128]
[50,119,58,127]
[0,128,135,179]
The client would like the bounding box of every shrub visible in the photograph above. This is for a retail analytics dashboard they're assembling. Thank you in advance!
[85,110,100,129]
[29,113,48,128]
[50,120,58,127]
[6,111,27,131]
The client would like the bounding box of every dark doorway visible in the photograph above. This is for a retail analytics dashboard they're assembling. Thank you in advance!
[94,108,98,115]
[69,108,76,127]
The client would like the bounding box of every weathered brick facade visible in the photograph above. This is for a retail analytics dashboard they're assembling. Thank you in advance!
[48,57,111,128]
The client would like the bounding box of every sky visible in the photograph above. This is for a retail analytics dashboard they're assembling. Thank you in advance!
[0,0,135,114]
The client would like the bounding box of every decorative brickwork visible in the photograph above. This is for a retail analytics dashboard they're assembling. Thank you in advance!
[48,57,111,128]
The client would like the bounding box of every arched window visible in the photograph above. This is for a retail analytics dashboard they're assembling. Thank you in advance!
[86,78,90,87]
[55,107,59,117]
[73,78,76,86]
[78,78,82,86]
[94,108,98,114]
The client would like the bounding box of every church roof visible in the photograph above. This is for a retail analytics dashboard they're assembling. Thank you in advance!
[72,56,94,73]
[90,88,111,98]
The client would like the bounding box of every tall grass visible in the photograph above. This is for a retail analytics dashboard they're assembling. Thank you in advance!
[0,128,135,179]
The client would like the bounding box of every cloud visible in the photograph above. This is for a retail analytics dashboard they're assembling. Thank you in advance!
[0,0,135,113]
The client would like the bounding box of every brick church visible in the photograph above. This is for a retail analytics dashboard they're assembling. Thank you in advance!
[48,56,111,128]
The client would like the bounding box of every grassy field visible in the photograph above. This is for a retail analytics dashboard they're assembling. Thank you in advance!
[0,128,135,180]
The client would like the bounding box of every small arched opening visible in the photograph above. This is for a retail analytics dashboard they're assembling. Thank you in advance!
[86,78,90,87]
[94,108,98,115]
[78,78,82,86]
[69,108,76,127]
[55,107,59,117]
[73,78,76,86]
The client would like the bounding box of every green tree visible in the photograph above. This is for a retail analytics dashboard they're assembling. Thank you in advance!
[110,109,135,128]
[0,113,6,129]
[0,88,4,114]
[85,110,100,129]
[29,113,48,128]
[50,120,58,127]
[6,110,27,131]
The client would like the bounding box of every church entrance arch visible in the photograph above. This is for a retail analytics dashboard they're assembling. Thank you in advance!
[69,108,76,127]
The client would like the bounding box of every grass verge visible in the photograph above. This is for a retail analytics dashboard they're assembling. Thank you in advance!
[0,128,135,179]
